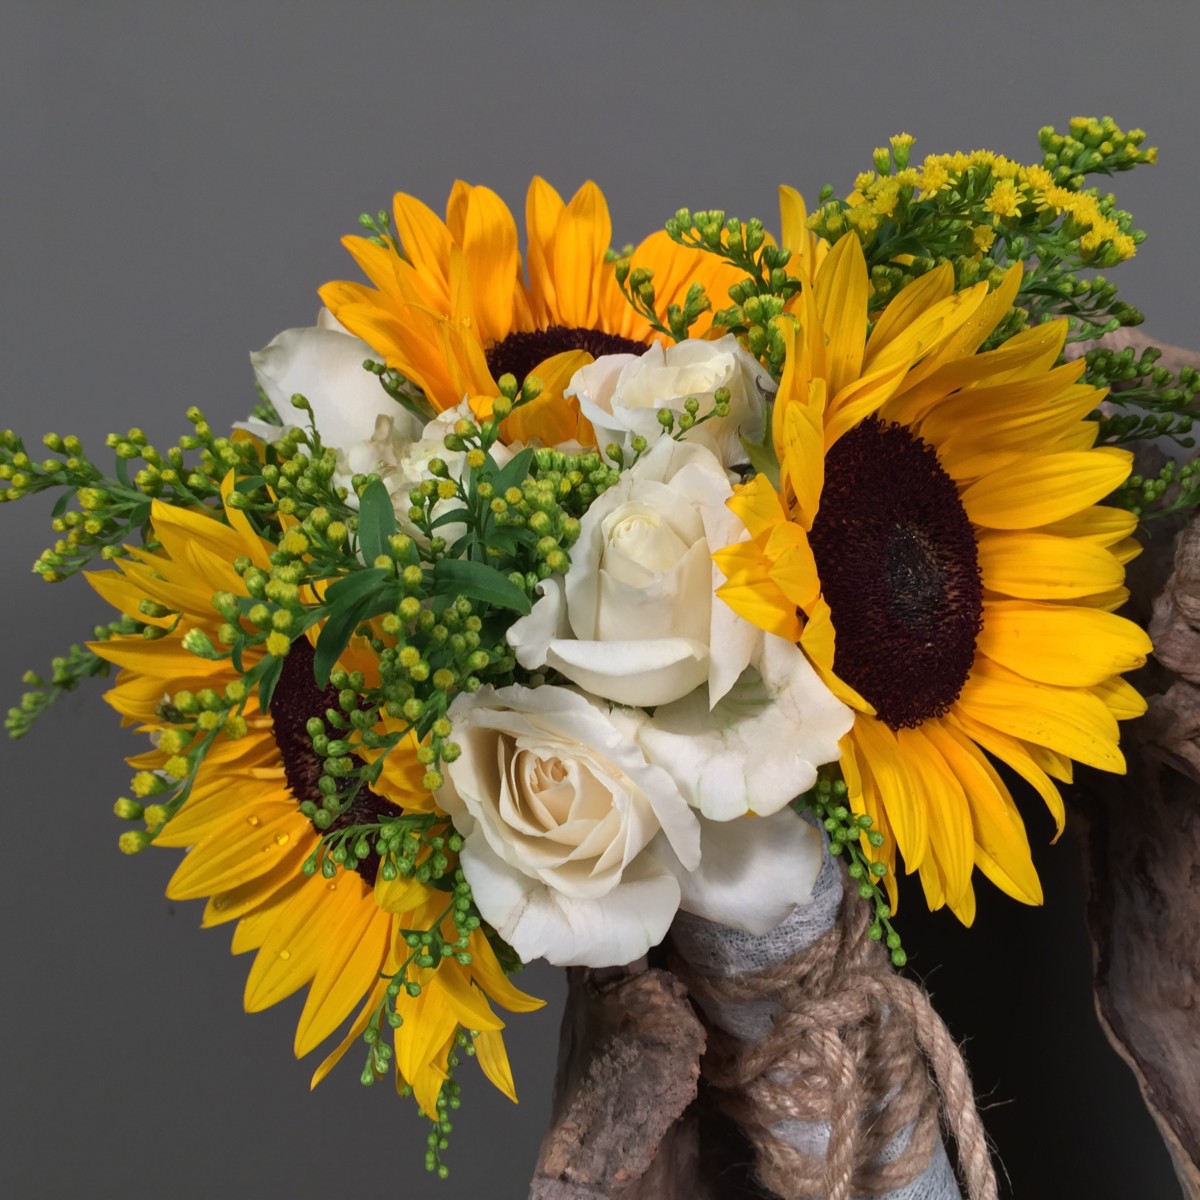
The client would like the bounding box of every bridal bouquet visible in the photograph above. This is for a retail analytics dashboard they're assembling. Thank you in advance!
[4,117,1190,1176]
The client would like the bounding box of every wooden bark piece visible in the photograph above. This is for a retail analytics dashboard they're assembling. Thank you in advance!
[1075,480,1200,1197]
[1067,330,1200,1198]
[529,963,707,1199]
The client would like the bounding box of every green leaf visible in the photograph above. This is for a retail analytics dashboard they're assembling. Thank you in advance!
[742,423,780,491]
[488,446,535,493]
[312,581,401,686]
[429,506,471,530]
[357,479,398,564]
[433,559,531,614]
[324,566,392,608]
[482,526,537,553]
[257,656,284,711]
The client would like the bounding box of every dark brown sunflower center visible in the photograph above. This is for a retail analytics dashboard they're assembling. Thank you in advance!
[485,325,646,383]
[807,417,982,731]
[270,639,396,884]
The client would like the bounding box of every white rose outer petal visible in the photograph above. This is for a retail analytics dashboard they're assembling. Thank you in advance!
[635,635,855,820]
[569,335,770,470]
[461,837,682,967]
[249,323,421,450]
[655,808,825,936]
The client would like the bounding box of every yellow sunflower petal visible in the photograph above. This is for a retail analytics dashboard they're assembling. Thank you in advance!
[310,977,388,1090]
[851,718,928,872]
[956,659,1124,773]
[976,530,1124,600]
[552,181,612,330]
[1093,675,1148,721]
[960,449,1132,530]
[243,871,349,1011]
[895,724,974,907]
[294,898,392,1057]
[474,1029,518,1103]
[392,191,454,303]
[813,234,869,398]
[932,722,1043,906]
[525,176,565,326]
[948,710,1066,839]
[435,962,506,1033]
[394,972,459,1115]
[977,600,1152,686]
[461,186,523,344]
[466,933,546,1014]
[166,809,310,900]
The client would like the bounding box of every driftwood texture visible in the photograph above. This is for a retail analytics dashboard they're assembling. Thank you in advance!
[1068,329,1200,1198]
[530,331,1200,1200]
[1074,512,1200,1198]
[529,962,709,1200]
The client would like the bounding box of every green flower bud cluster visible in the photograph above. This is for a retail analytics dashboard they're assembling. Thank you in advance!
[256,415,349,518]
[424,1037,468,1178]
[1115,457,1200,523]
[613,254,712,343]
[357,206,403,257]
[5,617,137,739]
[665,208,803,377]
[655,387,734,440]
[115,682,249,852]
[796,771,906,968]
[1,409,279,583]
[1088,345,1200,449]
[352,864,484,1171]
[362,359,438,427]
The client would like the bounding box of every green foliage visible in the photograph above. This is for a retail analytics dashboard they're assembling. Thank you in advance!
[5,617,138,739]
[665,209,797,377]
[808,117,1153,333]
[1085,343,1200,447]
[795,771,906,968]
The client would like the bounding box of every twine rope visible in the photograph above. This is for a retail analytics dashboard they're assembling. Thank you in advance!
[672,893,998,1200]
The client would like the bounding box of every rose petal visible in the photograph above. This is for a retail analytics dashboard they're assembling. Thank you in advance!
[507,578,570,671]
[250,323,421,450]
[659,809,824,935]
[636,636,853,819]
[461,836,681,967]
[544,637,710,707]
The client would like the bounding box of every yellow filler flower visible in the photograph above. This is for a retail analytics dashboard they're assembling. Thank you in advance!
[320,178,743,444]
[716,233,1151,924]
[86,488,541,1116]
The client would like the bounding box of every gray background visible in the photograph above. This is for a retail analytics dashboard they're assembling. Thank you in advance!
[1,2,1196,1197]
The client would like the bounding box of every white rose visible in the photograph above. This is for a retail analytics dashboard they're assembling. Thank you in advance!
[568,334,771,470]
[507,436,758,708]
[437,684,702,967]
[247,322,521,539]
[247,309,424,504]
[634,633,855,820]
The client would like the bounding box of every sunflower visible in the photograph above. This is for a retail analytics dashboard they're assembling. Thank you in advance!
[319,177,744,444]
[86,486,541,1116]
[715,233,1152,923]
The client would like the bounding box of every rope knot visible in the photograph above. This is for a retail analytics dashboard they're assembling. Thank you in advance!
[671,885,998,1200]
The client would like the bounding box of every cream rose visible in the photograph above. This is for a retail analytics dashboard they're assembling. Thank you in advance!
[568,334,771,470]
[437,684,701,967]
[246,309,424,505]
[507,436,757,708]
[247,321,520,537]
